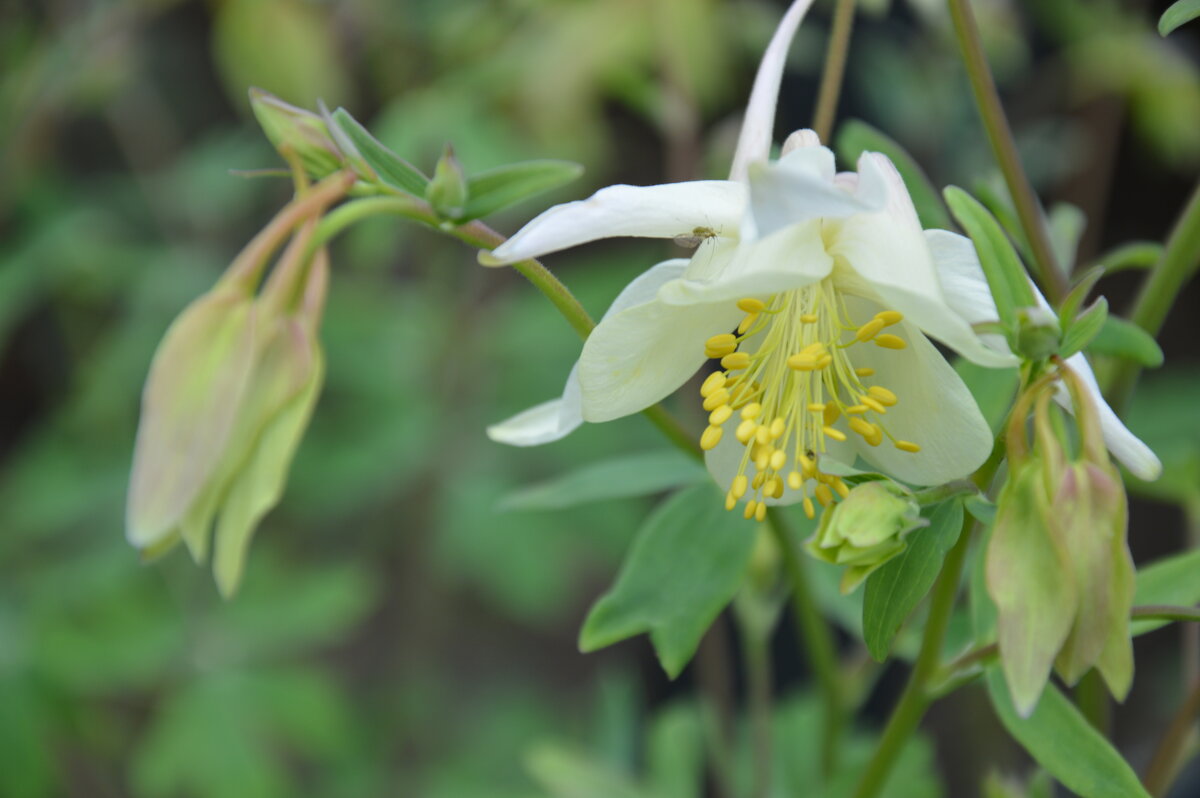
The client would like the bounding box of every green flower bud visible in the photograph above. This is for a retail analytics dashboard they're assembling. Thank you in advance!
[1013,305,1062,361]
[425,144,469,220]
[127,174,351,596]
[249,88,344,179]
[805,480,924,593]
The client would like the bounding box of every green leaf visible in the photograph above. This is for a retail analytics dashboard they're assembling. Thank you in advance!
[1056,265,1105,331]
[1047,202,1086,274]
[862,500,963,661]
[1088,316,1164,367]
[524,743,647,798]
[645,703,704,798]
[1058,297,1108,359]
[964,494,997,526]
[463,160,584,221]
[835,120,950,229]
[330,108,428,196]
[1132,548,1200,634]
[1095,241,1162,273]
[1160,0,1200,35]
[579,484,756,678]
[497,451,708,512]
[985,668,1150,798]
[944,186,1037,331]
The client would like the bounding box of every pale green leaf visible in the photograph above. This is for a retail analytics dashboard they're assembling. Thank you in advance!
[1058,296,1108,359]
[985,668,1150,798]
[835,120,950,229]
[1095,241,1162,273]
[579,484,755,678]
[1132,548,1200,634]
[1160,0,1200,35]
[863,501,963,661]
[463,160,584,221]
[1088,316,1164,367]
[497,451,708,512]
[524,743,647,798]
[331,108,428,196]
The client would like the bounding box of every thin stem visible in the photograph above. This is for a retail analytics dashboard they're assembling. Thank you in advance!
[736,598,776,798]
[911,479,979,506]
[851,510,973,798]
[812,0,857,143]
[1133,605,1200,624]
[766,507,843,778]
[1143,677,1200,797]
[947,0,1067,303]
[1106,179,1200,410]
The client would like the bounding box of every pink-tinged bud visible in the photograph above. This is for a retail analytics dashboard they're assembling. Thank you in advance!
[250,88,345,179]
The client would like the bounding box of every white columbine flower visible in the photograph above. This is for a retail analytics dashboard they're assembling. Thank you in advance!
[483,0,1160,519]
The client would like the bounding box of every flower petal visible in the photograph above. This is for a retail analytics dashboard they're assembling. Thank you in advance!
[924,229,1013,357]
[484,181,746,265]
[487,365,583,446]
[729,0,818,182]
[658,220,834,306]
[747,146,885,239]
[1060,356,1163,481]
[840,299,994,485]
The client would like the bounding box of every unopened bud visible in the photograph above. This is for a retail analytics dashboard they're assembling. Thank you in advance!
[250,88,344,178]
[1013,305,1061,361]
[426,144,469,220]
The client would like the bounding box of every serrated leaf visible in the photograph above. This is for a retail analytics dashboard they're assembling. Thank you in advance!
[1058,296,1108,359]
[497,451,708,512]
[1088,316,1164,367]
[463,160,584,221]
[330,108,428,196]
[835,120,950,229]
[579,484,755,678]
[1132,548,1200,634]
[945,187,1036,331]
[1160,0,1200,35]
[985,668,1150,798]
[862,500,963,661]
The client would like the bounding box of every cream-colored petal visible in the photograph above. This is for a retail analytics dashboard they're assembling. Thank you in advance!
[729,0,817,182]
[484,181,746,265]
[838,301,994,486]
[1060,356,1163,481]
[924,229,1013,357]
[487,365,583,446]
[747,150,883,239]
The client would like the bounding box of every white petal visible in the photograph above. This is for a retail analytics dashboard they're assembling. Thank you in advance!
[578,298,744,423]
[487,365,583,446]
[658,220,834,306]
[1059,356,1163,481]
[924,229,1014,358]
[747,151,883,239]
[780,128,824,157]
[840,301,995,485]
[729,0,817,182]
[485,181,746,265]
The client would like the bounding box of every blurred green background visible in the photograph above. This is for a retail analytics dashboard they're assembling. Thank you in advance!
[0,0,1197,796]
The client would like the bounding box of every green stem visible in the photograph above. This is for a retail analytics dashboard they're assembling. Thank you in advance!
[911,479,979,506]
[1106,179,1200,409]
[736,597,776,798]
[812,0,857,143]
[850,509,973,798]
[767,507,843,779]
[947,0,1067,303]
[1143,677,1200,797]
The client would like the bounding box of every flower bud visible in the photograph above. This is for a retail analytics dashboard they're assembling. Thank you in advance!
[1013,305,1061,361]
[249,88,345,179]
[425,143,469,220]
[805,480,924,593]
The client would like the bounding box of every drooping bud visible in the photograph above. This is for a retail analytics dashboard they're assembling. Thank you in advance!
[249,88,345,179]
[805,479,925,593]
[127,171,352,596]
[425,143,469,220]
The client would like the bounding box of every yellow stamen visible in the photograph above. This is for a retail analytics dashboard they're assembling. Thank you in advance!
[700,425,723,450]
[702,389,730,411]
[860,396,887,414]
[769,418,786,439]
[798,453,816,478]
[725,492,737,511]
[755,502,767,521]
[848,417,876,439]
[700,372,726,397]
[823,426,847,442]
[800,313,819,324]
[741,402,763,420]
[732,475,748,498]
[834,478,851,499]
[769,449,787,470]
[737,298,766,313]
[709,405,733,425]
[874,334,906,350]
[706,333,736,350]
[736,419,757,443]
[787,471,803,490]
[765,477,782,498]
[755,425,771,445]
[721,352,751,370]
[807,403,827,413]
[865,426,883,447]
[738,313,758,335]
[895,440,921,453]
[744,500,757,520]
[875,310,904,326]
[855,367,875,377]
[844,404,869,414]
[803,497,816,519]
[787,354,818,371]
[823,405,841,426]
[815,483,833,507]
[855,318,885,342]
[868,386,898,406]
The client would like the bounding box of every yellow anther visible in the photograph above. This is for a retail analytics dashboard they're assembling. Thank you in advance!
[816,355,833,369]
[755,425,771,445]
[848,417,876,439]
[744,500,757,520]
[736,419,757,443]
[823,426,847,442]
[787,354,818,371]
[700,425,723,450]
[769,417,786,439]
[737,313,758,335]
[764,477,780,497]
[770,479,784,499]
[823,404,841,425]
[752,472,766,489]
[732,475,748,499]
[787,471,803,490]
[855,318,886,342]
[800,313,819,324]
[807,403,827,413]
[834,478,851,499]
[866,427,883,447]
[769,449,787,470]
[737,298,766,313]
[874,333,906,350]
[755,502,767,521]
[706,333,737,351]
[815,483,833,507]
[709,405,733,426]
[844,404,869,414]
[895,440,921,453]
[755,447,771,471]
[741,402,762,420]
[860,396,887,414]
[855,367,875,377]
[729,383,759,405]
[875,310,904,326]
[803,497,816,519]
[700,372,726,397]
[868,386,898,406]
[798,453,816,478]
[721,352,751,370]
[703,389,730,411]
[800,342,826,357]
[725,492,737,511]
